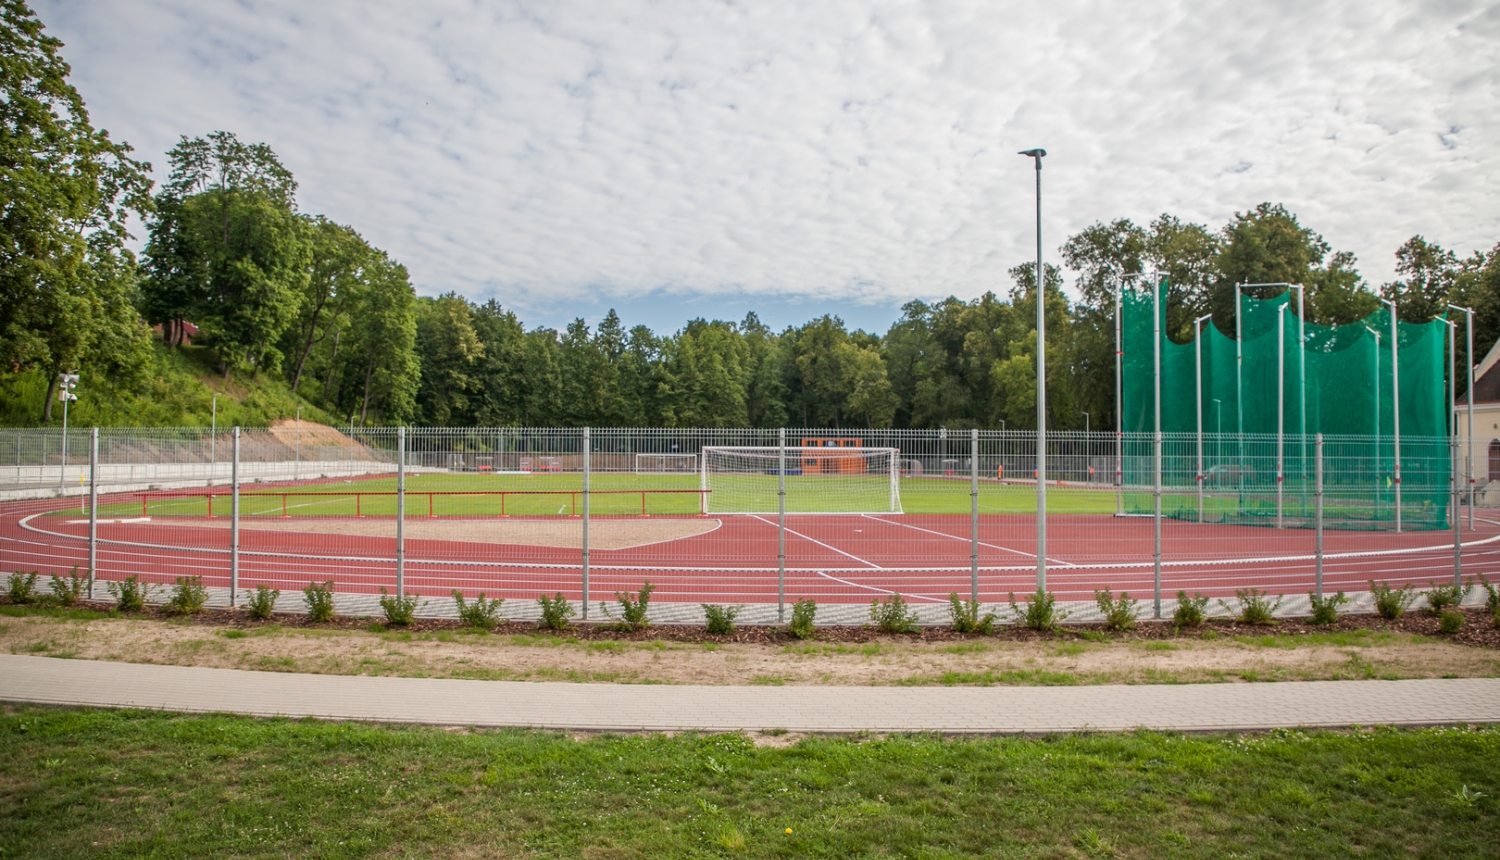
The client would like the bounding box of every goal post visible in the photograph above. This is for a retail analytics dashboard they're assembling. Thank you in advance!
[700,446,902,514]
[634,452,699,474]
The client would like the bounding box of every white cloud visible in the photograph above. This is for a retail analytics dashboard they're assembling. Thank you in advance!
[40,0,1500,327]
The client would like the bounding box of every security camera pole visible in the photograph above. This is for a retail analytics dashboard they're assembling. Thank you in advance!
[57,371,79,490]
[1019,147,1046,590]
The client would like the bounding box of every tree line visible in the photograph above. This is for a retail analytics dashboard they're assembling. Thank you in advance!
[6,2,1500,430]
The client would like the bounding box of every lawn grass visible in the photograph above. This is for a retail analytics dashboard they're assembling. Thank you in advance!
[2,708,1496,858]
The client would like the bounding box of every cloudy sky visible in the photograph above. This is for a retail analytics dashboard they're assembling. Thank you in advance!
[39,0,1500,334]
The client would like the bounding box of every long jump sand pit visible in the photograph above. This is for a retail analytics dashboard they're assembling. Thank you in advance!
[155,516,720,550]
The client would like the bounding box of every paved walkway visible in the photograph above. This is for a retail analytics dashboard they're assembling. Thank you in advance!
[3,655,1498,733]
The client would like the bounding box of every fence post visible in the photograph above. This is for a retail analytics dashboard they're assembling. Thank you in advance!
[971,428,979,606]
[1453,433,1462,588]
[777,427,786,623]
[1153,431,1162,619]
[230,427,240,607]
[396,426,406,598]
[88,428,98,599]
[1314,434,1323,599]
[581,427,590,620]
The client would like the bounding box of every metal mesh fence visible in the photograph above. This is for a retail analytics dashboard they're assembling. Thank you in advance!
[2,426,1490,625]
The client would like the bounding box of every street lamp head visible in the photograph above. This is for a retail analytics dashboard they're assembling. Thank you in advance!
[1018,148,1046,157]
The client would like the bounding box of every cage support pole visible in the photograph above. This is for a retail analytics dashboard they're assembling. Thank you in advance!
[971,428,979,606]
[1115,278,1123,515]
[1153,431,1163,619]
[1196,319,1204,523]
[88,428,98,599]
[581,427,591,621]
[778,427,786,624]
[1449,320,1460,588]
[1388,301,1401,532]
[1315,433,1323,599]
[230,427,240,607]
[1278,308,1285,529]
[396,426,406,599]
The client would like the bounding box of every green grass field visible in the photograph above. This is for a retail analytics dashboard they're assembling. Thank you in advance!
[2,707,1496,858]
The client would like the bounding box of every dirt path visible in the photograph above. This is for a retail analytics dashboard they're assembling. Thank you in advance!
[4,613,1497,686]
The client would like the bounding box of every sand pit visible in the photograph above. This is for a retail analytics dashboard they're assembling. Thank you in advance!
[153,516,720,550]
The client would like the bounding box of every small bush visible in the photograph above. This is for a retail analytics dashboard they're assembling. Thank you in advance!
[1218,588,1282,625]
[602,581,654,629]
[1094,588,1140,631]
[1008,589,1070,632]
[245,584,279,620]
[7,571,38,604]
[1439,610,1465,635]
[49,568,87,606]
[1478,572,1499,617]
[788,598,817,639]
[1370,580,1417,620]
[302,580,336,622]
[870,593,919,634]
[453,591,504,630]
[1308,591,1349,625]
[379,588,423,627]
[1424,580,1472,614]
[947,594,996,634]
[536,593,575,630]
[106,574,151,612]
[1173,591,1210,629]
[702,604,742,635]
[165,576,208,615]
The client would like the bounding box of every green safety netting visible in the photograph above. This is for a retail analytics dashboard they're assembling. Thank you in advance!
[1119,279,1452,530]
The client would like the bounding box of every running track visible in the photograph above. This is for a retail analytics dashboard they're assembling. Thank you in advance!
[5,492,1500,608]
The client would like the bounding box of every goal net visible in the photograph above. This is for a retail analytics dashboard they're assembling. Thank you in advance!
[700,446,902,514]
[634,453,699,474]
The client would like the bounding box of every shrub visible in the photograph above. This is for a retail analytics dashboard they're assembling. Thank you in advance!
[453,591,504,630]
[1173,591,1210,629]
[536,593,575,630]
[245,584,279,620]
[1008,589,1070,632]
[1094,588,1140,631]
[1479,572,1500,617]
[1424,580,1472,614]
[302,580,336,622]
[379,588,423,627]
[602,581,654,630]
[947,594,996,634]
[788,598,817,639]
[106,574,151,612]
[1308,591,1349,625]
[165,576,208,615]
[49,568,87,606]
[1439,610,1465,635]
[1370,580,1417,620]
[870,593,919,634]
[7,571,38,604]
[702,604,741,635]
[1218,588,1282,625]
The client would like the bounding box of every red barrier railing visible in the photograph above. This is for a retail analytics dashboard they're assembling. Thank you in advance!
[132,488,710,518]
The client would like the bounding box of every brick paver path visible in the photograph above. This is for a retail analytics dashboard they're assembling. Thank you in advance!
[3,655,1497,733]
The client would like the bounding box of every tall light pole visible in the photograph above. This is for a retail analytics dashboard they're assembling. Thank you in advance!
[56,371,79,490]
[1379,297,1401,531]
[1194,314,1213,523]
[1020,147,1047,591]
[1082,412,1089,435]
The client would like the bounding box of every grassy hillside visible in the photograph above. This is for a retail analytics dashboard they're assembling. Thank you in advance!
[1,342,338,429]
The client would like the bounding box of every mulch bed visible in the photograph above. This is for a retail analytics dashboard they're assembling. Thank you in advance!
[8,598,1499,650]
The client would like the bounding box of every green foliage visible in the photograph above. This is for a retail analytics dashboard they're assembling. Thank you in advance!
[1438,610,1465,635]
[788,598,817,639]
[869,593,919,634]
[7,571,39,604]
[452,591,503,631]
[1008,589,1070,632]
[535,593,575,630]
[301,580,336,622]
[701,604,741,636]
[106,575,151,612]
[244,584,279,620]
[1479,573,1500,617]
[48,568,87,606]
[1218,588,1282,626]
[1308,591,1349,625]
[165,576,208,615]
[1371,580,1418,620]
[602,581,654,630]
[1093,588,1140,631]
[947,594,996,634]
[378,588,422,627]
[1173,592,1210,629]
[1424,580,1472,614]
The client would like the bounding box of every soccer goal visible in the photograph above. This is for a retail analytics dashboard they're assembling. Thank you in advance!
[700,446,902,514]
[634,453,699,474]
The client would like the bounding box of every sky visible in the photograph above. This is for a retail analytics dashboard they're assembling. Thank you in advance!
[38,0,1500,336]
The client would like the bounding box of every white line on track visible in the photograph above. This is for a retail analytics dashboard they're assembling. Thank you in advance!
[811,569,947,603]
[860,513,1078,567]
[748,514,883,569]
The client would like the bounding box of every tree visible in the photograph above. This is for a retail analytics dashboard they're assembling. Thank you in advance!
[0,1,155,420]
[412,293,482,425]
[343,255,417,424]
[283,217,373,394]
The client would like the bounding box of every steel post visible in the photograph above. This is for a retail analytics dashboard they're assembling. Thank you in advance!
[88,428,98,599]
[1315,434,1323,598]
[971,428,979,605]
[581,427,591,620]
[778,427,786,622]
[396,426,406,598]
[230,427,240,606]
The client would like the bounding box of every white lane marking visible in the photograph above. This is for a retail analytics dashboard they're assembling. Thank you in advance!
[860,514,1078,567]
[812,569,946,603]
[66,517,151,525]
[748,515,882,569]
